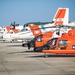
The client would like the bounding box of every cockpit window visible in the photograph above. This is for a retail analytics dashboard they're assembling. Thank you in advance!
[20,28,28,32]
[9,32,13,34]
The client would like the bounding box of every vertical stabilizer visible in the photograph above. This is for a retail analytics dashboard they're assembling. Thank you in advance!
[29,26,42,37]
[53,8,69,25]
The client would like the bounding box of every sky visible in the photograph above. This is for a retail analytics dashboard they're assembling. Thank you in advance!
[0,0,75,26]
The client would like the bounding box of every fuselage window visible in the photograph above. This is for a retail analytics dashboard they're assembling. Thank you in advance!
[58,40,67,50]
[37,36,42,42]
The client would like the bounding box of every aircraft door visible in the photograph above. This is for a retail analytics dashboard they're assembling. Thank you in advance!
[49,38,57,49]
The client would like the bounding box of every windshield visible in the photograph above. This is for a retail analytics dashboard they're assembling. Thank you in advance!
[8,32,13,34]
[20,28,27,32]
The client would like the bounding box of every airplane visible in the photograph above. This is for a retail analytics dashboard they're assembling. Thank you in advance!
[2,24,34,42]
[3,7,69,42]
[0,26,12,38]
[3,29,19,42]
[0,24,23,38]
[0,21,24,38]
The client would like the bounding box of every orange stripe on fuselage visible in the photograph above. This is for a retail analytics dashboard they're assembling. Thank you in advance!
[29,26,42,37]
[55,9,66,19]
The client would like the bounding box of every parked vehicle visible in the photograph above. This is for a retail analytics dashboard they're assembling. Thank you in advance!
[42,29,75,57]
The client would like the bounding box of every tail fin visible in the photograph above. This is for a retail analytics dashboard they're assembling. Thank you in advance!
[29,25,42,37]
[53,7,69,25]
[5,26,11,32]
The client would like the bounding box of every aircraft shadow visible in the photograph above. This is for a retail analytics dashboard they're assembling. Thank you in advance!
[8,51,26,54]
[7,50,75,58]
[8,50,34,54]
[7,45,22,47]
[24,51,75,57]
[29,54,75,58]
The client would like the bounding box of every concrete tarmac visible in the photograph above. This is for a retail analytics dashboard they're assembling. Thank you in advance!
[0,41,75,75]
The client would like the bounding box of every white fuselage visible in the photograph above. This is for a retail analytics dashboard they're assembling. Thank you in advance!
[10,24,57,41]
